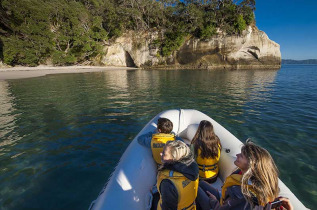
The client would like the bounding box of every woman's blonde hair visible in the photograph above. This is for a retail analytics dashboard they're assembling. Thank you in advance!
[165,140,191,161]
[241,142,279,206]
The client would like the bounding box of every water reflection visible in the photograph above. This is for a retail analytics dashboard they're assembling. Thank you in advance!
[0,81,20,149]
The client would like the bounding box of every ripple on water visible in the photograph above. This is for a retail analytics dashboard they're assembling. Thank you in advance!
[0,67,316,209]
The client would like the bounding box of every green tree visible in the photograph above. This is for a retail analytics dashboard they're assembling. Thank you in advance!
[2,0,54,66]
[240,0,256,11]
[161,23,187,57]
[235,14,247,34]
[199,23,217,39]
[2,0,108,66]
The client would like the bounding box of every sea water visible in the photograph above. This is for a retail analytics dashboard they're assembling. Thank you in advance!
[0,65,316,209]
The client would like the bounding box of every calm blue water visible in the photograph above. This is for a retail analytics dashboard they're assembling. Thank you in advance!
[0,65,316,209]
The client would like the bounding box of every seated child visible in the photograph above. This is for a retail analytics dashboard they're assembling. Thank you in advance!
[138,117,182,164]
[191,120,222,183]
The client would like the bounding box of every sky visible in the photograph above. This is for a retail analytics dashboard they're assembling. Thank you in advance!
[255,0,317,60]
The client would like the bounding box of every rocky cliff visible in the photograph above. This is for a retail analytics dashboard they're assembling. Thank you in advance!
[100,25,281,70]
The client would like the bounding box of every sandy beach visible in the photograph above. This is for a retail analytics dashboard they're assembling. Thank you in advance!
[0,65,138,80]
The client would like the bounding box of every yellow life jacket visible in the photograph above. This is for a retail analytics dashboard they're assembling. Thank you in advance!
[221,173,242,205]
[157,170,198,210]
[220,172,256,205]
[151,133,175,164]
[196,146,220,179]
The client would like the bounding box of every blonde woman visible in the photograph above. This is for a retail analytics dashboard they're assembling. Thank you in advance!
[191,120,222,183]
[196,141,292,210]
[156,140,199,210]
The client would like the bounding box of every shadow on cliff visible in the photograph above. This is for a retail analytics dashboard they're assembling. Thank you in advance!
[125,51,136,67]
[0,38,3,61]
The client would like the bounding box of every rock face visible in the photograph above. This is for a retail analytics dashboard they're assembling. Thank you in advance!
[100,26,281,70]
[101,30,161,68]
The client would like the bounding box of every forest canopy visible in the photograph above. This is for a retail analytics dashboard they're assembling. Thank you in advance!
[0,0,255,66]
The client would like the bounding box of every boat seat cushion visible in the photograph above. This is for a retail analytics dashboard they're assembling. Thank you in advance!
[179,124,199,144]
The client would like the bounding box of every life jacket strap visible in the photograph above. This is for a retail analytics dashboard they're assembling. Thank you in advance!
[181,201,195,210]
[160,201,195,210]
[197,163,217,172]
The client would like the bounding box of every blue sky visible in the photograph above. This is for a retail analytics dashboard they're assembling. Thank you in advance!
[255,0,317,59]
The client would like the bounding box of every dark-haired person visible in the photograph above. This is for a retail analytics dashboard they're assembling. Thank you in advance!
[138,117,182,165]
[191,120,222,183]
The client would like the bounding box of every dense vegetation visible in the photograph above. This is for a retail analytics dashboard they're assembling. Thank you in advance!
[0,0,255,66]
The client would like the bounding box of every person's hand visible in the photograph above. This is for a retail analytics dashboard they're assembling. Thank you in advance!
[272,197,293,210]
[279,197,293,210]
[206,191,217,201]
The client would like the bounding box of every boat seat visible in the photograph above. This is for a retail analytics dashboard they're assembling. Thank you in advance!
[178,124,199,145]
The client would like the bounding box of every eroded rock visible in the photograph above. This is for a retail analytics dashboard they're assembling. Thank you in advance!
[101,26,281,70]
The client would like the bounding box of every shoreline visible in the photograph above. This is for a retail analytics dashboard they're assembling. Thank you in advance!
[0,63,284,80]
[0,65,139,80]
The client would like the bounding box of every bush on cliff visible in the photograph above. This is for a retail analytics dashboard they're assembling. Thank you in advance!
[161,31,186,57]
[199,24,217,40]
[235,14,247,34]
